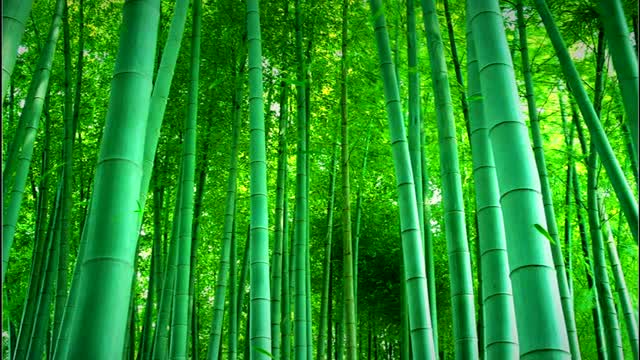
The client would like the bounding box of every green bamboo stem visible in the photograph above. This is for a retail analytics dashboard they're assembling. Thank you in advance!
[619,120,639,189]
[559,86,574,297]
[281,171,291,360]
[5,79,15,158]
[317,123,337,360]
[466,15,519,359]
[236,225,250,338]
[406,0,424,259]
[468,0,571,358]
[400,275,409,360]
[51,200,90,360]
[420,0,478,357]
[442,0,470,138]
[2,0,65,282]
[4,293,13,360]
[13,91,53,360]
[246,0,272,356]
[123,249,140,360]
[52,0,74,344]
[586,144,624,360]
[187,133,208,360]
[26,178,62,360]
[339,0,357,358]
[71,0,84,141]
[293,0,309,357]
[1,0,35,101]
[598,198,639,359]
[403,7,435,347]
[596,0,638,161]
[170,0,200,357]
[64,1,160,356]
[420,102,438,358]
[138,0,190,210]
[272,80,289,360]
[515,3,580,357]
[305,228,312,360]
[368,1,436,358]
[352,128,370,325]
[570,119,608,359]
[206,48,244,360]
[138,171,164,360]
[229,215,238,360]
[153,166,183,360]
[305,6,315,357]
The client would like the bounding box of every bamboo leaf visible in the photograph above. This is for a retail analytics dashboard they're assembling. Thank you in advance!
[253,347,275,359]
[466,94,483,102]
[534,224,555,245]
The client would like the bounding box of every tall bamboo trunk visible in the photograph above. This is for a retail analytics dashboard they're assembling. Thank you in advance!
[282,170,291,360]
[368,1,436,358]
[26,180,62,360]
[515,3,580,356]
[272,80,289,360]
[170,0,200,357]
[138,171,165,360]
[571,145,607,360]
[205,41,245,360]
[2,0,36,101]
[138,0,190,212]
[153,165,183,360]
[293,0,310,358]
[559,87,574,297]
[52,0,74,347]
[442,0,470,138]
[339,0,357,358]
[598,198,639,358]
[468,0,571,358]
[228,216,238,360]
[317,137,338,360]
[13,90,52,360]
[586,144,624,360]
[246,0,272,355]
[2,0,65,282]
[421,0,478,357]
[466,13,519,358]
[596,0,638,160]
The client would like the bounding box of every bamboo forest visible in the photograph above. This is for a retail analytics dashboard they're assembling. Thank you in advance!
[2,0,639,359]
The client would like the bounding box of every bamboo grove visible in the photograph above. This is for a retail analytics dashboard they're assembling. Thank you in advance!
[1,0,638,359]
